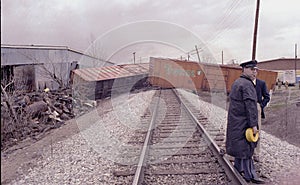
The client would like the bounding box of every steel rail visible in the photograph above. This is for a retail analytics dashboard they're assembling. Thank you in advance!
[173,89,248,185]
[132,89,161,185]
[133,88,247,184]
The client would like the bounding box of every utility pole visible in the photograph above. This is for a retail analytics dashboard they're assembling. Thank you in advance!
[133,52,136,64]
[295,43,298,83]
[252,0,260,60]
[195,45,201,63]
[222,50,224,65]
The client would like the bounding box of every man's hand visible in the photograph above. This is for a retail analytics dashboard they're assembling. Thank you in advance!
[252,126,258,135]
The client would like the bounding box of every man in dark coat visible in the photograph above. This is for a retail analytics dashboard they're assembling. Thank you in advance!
[255,78,270,119]
[226,60,265,184]
[253,77,270,161]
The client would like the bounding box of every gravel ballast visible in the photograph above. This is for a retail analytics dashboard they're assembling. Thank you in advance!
[2,89,300,185]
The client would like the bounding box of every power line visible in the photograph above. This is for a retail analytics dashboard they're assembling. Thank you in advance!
[181,0,254,62]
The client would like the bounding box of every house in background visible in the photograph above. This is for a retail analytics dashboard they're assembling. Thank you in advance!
[1,44,114,92]
[257,58,300,85]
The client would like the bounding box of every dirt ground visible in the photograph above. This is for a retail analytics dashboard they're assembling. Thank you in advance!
[1,87,299,184]
[261,87,300,148]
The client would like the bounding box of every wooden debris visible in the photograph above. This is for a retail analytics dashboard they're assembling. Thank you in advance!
[1,88,97,150]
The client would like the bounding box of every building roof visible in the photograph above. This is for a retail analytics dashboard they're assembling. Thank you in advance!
[1,44,114,66]
[73,63,149,82]
[1,44,84,54]
[257,58,300,71]
[2,44,69,49]
[259,58,299,63]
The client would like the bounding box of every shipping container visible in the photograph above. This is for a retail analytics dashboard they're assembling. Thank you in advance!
[149,57,278,94]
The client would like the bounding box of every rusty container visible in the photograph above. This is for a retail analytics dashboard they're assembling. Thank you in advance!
[149,57,278,94]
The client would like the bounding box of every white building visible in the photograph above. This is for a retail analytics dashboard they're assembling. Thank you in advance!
[257,58,300,85]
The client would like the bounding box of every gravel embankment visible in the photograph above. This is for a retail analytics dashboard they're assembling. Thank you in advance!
[5,89,300,185]
[177,89,300,185]
[6,90,156,185]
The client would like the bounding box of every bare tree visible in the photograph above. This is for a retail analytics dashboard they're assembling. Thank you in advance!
[200,52,217,64]
[18,51,68,90]
[85,34,111,68]
[39,64,64,89]
[1,80,18,122]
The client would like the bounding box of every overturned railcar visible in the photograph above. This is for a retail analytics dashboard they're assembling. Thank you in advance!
[148,57,277,94]
[72,63,149,100]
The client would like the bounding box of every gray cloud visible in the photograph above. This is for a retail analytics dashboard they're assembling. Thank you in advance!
[1,0,299,63]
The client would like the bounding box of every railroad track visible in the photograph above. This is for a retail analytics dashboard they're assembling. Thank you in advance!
[113,88,246,185]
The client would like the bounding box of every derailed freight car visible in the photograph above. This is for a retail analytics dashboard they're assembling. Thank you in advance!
[148,57,277,94]
[71,63,149,100]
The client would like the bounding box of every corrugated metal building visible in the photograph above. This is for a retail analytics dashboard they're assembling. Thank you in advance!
[257,58,300,84]
[1,44,114,91]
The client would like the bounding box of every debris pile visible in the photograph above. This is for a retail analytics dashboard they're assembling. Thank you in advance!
[1,88,96,150]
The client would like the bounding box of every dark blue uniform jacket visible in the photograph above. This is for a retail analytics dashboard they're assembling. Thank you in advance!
[226,75,258,159]
[256,78,270,119]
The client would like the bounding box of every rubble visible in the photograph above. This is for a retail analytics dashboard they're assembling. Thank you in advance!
[1,88,96,150]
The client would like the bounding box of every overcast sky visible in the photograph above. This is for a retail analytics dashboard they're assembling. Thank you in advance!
[1,0,300,64]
